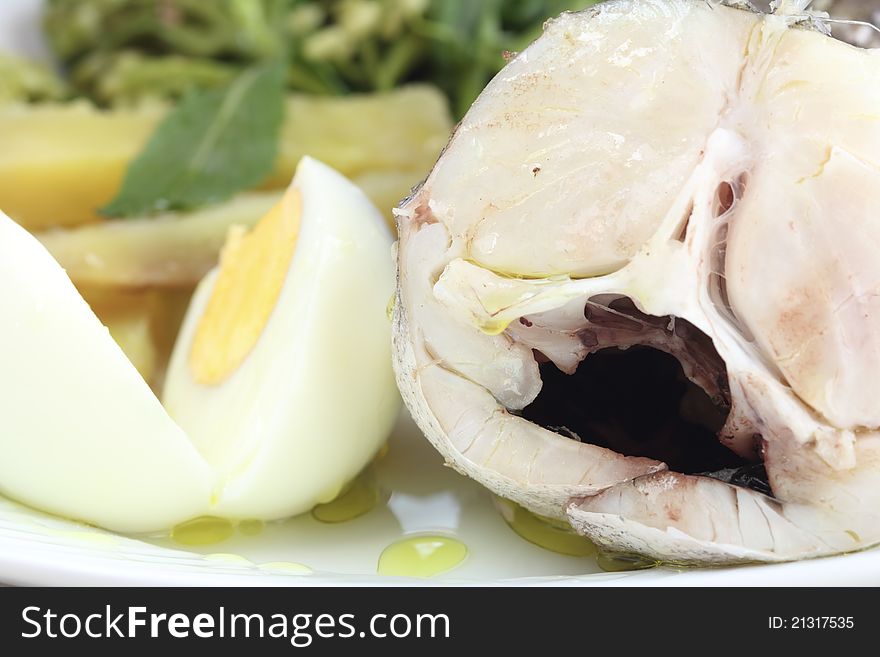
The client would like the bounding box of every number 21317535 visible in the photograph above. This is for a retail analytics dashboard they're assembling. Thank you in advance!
[769,617,854,630]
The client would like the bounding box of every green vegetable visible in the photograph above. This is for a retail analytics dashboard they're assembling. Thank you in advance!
[0,54,68,105]
[45,0,289,60]
[71,51,239,106]
[101,60,285,218]
[44,0,600,116]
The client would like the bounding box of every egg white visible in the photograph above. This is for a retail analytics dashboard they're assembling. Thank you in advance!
[0,157,399,532]
[0,212,213,531]
[163,157,400,519]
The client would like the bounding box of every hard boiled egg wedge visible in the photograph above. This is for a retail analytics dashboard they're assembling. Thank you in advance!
[163,157,401,519]
[0,157,400,533]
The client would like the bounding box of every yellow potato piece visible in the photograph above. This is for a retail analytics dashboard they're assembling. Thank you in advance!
[38,192,282,288]
[0,85,451,232]
[0,102,163,230]
[265,87,452,188]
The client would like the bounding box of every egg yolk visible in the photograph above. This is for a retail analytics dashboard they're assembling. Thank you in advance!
[189,187,302,385]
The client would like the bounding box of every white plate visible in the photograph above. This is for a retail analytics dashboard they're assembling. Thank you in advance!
[2,0,879,587]
[2,412,879,586]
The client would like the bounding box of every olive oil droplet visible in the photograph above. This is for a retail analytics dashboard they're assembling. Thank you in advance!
[386,293,396,321]
[171,516,235,546]
[597,552,658,572]
[377,535,467,578]
[312,469,384,523]
[495,496,596,557]
[478,318,512,336]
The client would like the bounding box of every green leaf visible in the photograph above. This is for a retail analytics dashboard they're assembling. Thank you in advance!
[101,59,286,218]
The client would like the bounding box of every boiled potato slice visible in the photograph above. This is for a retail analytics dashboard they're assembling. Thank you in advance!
[0,101,163,230]
[264,87,451,188]
[0,85,450,231]
[39,192,281,288]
